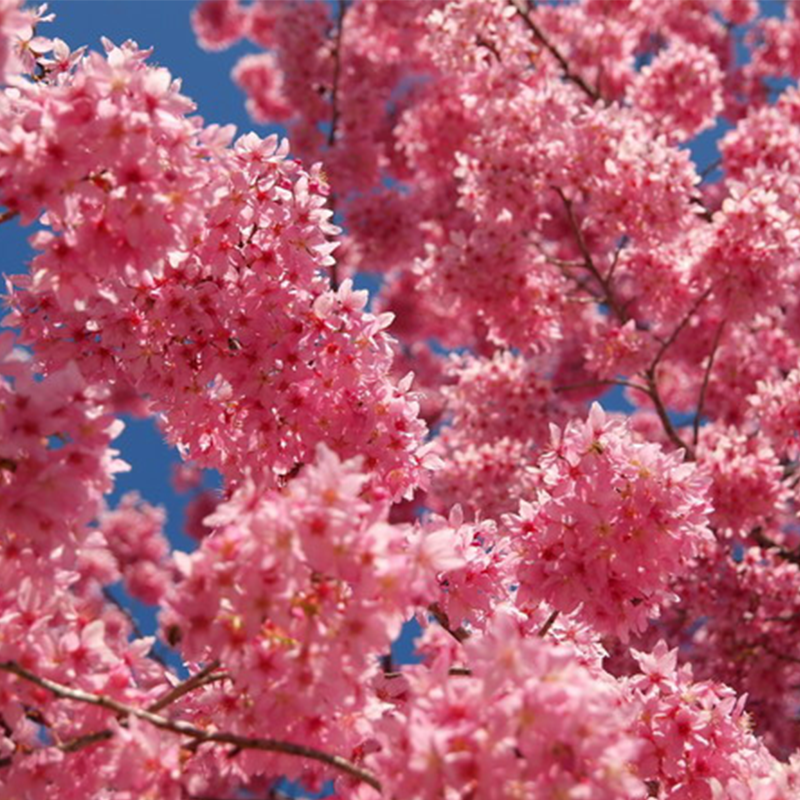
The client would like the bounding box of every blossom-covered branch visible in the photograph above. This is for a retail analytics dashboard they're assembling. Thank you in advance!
[0,661,383,792]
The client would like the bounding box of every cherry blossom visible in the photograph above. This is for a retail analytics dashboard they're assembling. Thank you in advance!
[0,0,799,797]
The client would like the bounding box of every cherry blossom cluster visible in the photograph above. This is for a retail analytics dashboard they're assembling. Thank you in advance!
[0,0,40,83]
[504,405,712,638]
[662,542,800,759]
[0,524,173,798]
[749,368,800,460]
[628,640,794,799]
[628,39,724,143]
[0,332,125,554]
[359,611,799,800]
[2,0,800,797]
[428,351,570,519]
[696,424,787,536]
[97,493,170,605]
[160,446,462,771]
[2,34,430,497]
[363,609,649,800]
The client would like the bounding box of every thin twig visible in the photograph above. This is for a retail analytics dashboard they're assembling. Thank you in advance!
[750,527,800,566]
[699,157,722,181]
[637,287,716,460]
[509,0,601,102]
[649,286,714,373]
[690,195,714,222]
[553,187,628,323]
[541,255,585,269]
[537,610,559,638]
[644,367,694,460]
[328,195,341,292]
[326,0,348,292]
[428,602,470,643]
[147,661,225,714]
[0,209,18,225]
[0,661,382,792]
[554,377,648,395]
[61,729,115,753]
[475,34,502,63]
[383,666,472,680]
[605,236,628,283]
[692,320,726,446]
[102,587,147,640]
[327,0,348,148]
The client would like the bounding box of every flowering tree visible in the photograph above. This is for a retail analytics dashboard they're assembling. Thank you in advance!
[3,0,800,797]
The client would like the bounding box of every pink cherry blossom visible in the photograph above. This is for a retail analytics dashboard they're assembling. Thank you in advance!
[1,1,799,797]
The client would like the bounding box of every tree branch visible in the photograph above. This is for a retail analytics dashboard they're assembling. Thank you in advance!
[548,190,696,458]
[383,666,472,679]
[147,661,226,714]
[0,661,382,793]
[327,0,348,149]
[648,286,714,373]
[604,236,627,283]
[554,377,648,395]
[509,0,601,102]
[750,527,800,567]
[692,319,725,446]
[536,610,559,638]
[325,0,349,292]
[643,367,695,460]
[0,209,18,225]
[699,157,722,182]
[428,602,470,643]
[553,187,628,323]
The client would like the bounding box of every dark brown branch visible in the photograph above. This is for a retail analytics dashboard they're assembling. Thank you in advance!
[102,586,147,640]
[699,157,722,182]
[327,0,348,149]
[553,187,628,323]
[509,0,601,102]
[428,602,470,643]
[750,527,800,567]
[649,286,714,373]
[475,34,502,63]
[0,661,382,792]
[554,377,648,395]
[383,666,472,680]
[690,195,714,223]
[537,610,559,638]
[0,209,18,225]
[604,236,627,283]
[637,287,717,460]
[644,367,695,460]
[325,0,349,292]
[548,190,695,458]
[0,457,17,473]
[328,194,341,292]
[692,320,726,446]
[61,729,115,753]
